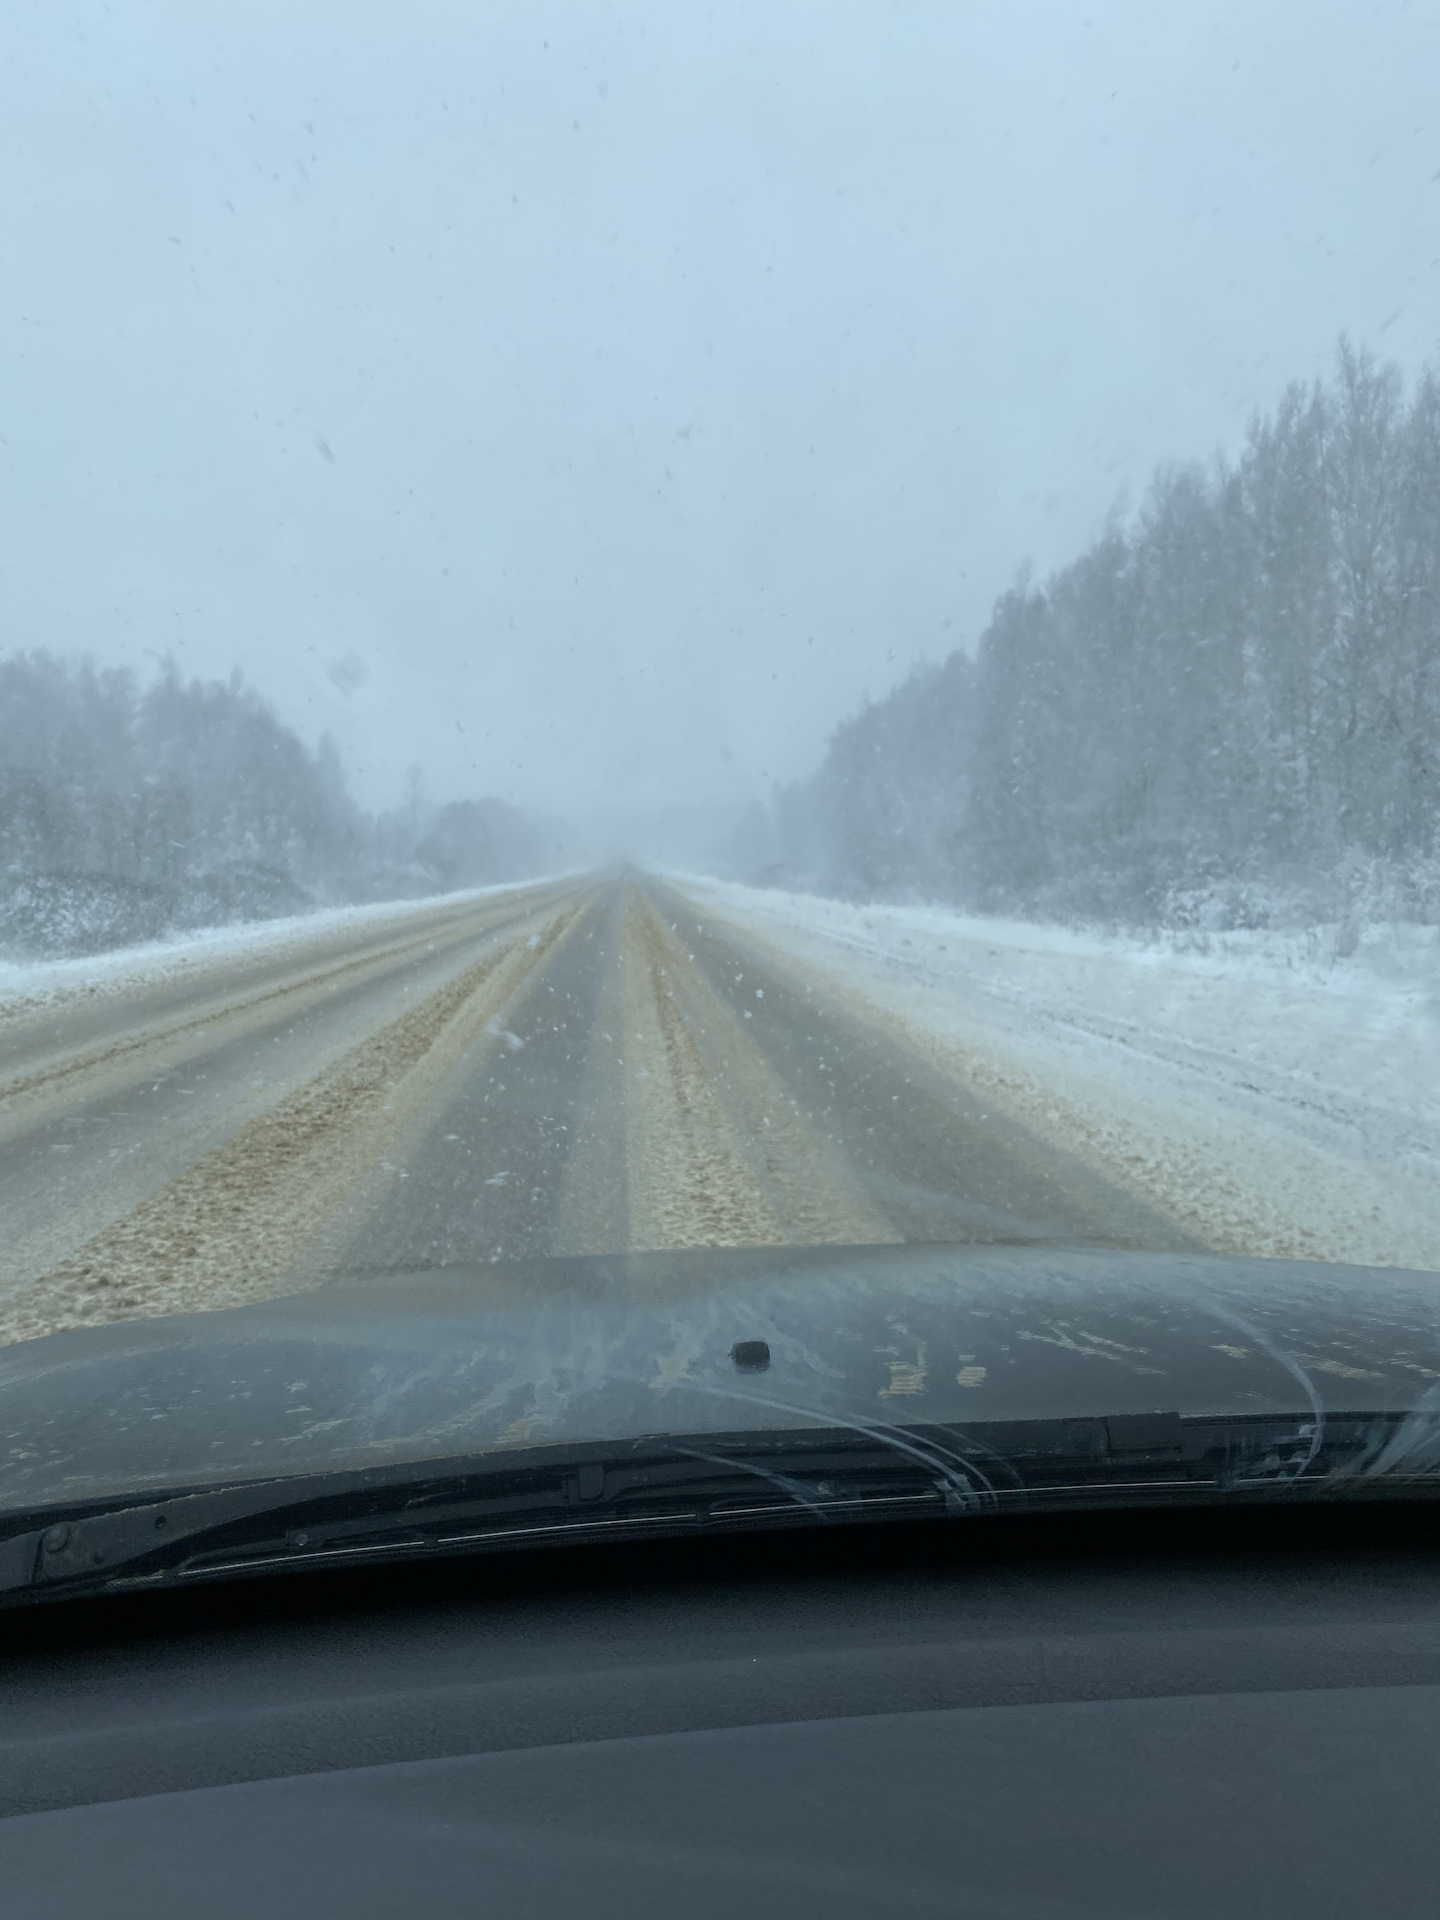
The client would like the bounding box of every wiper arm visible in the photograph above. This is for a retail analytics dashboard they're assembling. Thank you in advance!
[0,1410,1431,1608]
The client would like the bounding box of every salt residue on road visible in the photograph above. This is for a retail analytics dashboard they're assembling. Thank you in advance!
[677,877,1440,1273]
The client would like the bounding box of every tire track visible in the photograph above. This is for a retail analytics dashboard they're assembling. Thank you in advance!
[0,906,581,1346]
[0,882,570,1133]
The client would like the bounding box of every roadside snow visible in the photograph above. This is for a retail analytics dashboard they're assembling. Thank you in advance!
[677,877,1440,1272]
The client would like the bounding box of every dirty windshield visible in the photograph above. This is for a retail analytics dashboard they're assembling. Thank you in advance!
[1,6,1437,1472]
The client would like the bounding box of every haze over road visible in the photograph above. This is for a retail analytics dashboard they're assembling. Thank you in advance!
[0,878,1196,1347]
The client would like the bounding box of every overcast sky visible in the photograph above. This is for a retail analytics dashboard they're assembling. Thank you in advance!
[3,1,1438,819]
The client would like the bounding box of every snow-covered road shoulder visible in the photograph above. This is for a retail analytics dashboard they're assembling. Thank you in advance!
[675,877,1440,1272]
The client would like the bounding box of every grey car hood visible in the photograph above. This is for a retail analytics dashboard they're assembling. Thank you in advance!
[3,1243,1440,1512]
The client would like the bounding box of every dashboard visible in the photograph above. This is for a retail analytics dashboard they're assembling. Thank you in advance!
[3,1502,1440,1916]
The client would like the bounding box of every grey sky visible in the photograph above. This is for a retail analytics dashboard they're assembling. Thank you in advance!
[3,1,1438,817]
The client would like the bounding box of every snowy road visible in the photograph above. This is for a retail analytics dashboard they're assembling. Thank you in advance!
[0,875,1202,1346]
[4,871,1435,1349]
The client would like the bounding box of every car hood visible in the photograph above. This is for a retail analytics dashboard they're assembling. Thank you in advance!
[3,1244,1440,1512]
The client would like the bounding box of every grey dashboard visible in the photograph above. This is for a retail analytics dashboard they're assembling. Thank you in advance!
[3,1505,1440,1916]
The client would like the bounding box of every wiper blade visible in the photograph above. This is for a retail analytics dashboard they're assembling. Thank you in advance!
[0,1410,1433,1608]
[0,1433,956,1604]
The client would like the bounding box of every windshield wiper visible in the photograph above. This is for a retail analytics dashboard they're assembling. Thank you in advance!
[0,1410,1432,1608]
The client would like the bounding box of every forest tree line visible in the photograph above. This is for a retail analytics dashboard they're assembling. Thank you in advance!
[747,343,1440,929]
[0,653,552,954]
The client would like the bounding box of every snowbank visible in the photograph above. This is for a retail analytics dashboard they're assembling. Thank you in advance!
[677,877,1440,1273]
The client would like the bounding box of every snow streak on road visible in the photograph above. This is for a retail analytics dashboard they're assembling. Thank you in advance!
[0,876,1201,1347]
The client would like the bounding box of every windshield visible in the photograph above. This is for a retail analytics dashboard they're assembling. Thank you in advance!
[1,4,1438,1557]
